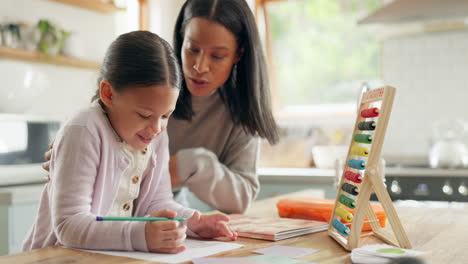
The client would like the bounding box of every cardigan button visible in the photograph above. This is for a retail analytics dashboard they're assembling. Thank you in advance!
[123,203,131,211]
[132,176,140,184]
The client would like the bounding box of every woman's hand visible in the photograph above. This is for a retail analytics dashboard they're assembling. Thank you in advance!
[43,140,54,182]
[169,155,181,186]
[187,211,237,240]
[145,210,187,254]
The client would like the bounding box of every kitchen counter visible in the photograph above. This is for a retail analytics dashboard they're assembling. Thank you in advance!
[259,166,468,180]
[385,165,468,177]
[258,167,334,183]
[0,184,44,205]
[0,164,44,187]
[2,165,467,188]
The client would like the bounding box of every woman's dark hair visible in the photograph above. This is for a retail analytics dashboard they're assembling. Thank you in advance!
[92,30,181,100]
[172,0,279,144]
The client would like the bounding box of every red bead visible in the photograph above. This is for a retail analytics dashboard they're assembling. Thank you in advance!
[344,171,362,183]
[361,107,379,118]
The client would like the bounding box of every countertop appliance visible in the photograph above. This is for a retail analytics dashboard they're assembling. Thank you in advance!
[381,165,468,202]
[0,114,60,186]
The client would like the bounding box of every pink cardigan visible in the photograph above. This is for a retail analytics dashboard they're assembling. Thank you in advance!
[22,102,195,252]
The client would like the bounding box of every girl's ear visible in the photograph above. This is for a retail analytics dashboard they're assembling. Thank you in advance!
[99,80,114,107]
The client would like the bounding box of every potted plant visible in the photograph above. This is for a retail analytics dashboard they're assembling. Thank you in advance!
[37,19,70,56]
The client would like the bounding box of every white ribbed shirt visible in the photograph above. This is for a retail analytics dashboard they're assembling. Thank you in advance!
[108,143,152,217]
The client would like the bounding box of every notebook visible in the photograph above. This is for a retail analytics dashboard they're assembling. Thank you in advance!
[228,215,328,241]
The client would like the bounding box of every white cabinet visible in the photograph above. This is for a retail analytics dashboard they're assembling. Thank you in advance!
[0,184,43,255]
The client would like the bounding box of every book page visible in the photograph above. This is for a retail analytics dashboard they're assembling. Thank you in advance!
[229,215,327,237]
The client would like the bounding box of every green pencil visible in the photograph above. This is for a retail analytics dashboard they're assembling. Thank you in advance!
[96,216,185,222]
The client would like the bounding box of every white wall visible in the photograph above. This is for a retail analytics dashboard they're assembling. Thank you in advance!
[148,0,185,44]
[382,30,468,160]
[0,0,135,119]
[148,0,256,45]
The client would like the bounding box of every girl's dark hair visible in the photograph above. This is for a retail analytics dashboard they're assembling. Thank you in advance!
[92,30,181,101]
[173,0,279,144]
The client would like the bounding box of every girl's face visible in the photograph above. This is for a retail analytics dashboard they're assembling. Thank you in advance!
[100,81,179,151]
[181,17,240,97]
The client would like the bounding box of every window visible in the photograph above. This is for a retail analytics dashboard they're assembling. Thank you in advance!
[257,0,383,117]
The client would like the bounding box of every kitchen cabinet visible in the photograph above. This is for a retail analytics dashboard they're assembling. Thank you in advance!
[0,185,43,255]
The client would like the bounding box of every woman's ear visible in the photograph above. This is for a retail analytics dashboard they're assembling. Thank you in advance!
[235,47,245,64]
[99,80,114,107]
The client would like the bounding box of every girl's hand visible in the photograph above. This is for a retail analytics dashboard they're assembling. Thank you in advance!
[187,211,237,240]
[169,155,181,186]
[145,210,187,254]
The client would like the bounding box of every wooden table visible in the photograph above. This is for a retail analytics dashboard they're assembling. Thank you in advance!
[1,189,467,264]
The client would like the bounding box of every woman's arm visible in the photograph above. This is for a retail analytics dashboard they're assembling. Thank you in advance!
[144,131,196,219]
[174,131,260,214]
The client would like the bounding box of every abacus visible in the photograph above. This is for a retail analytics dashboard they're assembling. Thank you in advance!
[328,86,411,251]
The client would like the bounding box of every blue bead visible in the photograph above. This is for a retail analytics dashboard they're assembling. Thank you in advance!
[348,159,366,170]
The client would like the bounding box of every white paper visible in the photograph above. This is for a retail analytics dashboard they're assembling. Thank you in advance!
[192,257,248,264]
[72,239,244,263]
[252,245,319,259]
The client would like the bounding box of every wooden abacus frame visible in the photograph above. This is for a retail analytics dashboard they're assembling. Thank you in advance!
[328,86,412,251]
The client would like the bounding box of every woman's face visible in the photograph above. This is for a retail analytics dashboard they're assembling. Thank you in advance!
[181,17,240,97]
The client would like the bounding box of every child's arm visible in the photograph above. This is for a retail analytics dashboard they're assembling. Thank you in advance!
[50,126,147,252]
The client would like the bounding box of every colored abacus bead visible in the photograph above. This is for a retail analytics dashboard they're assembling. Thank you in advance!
[338,194,356,209]
[332,219,350,236]
[348,159,366,170]
[336,206,353,222]
[351,146,369,157]
[354,134,372,144]
[342,183,359,195]
[358,121,376,131]
[344,171,362,183]
[361,107,379,118]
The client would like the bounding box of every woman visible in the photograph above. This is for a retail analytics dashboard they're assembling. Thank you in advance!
[167,0,278,214]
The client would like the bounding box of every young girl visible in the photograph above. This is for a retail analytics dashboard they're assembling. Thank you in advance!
[22,31,236,254]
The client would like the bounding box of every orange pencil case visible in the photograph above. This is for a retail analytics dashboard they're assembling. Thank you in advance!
[276,197,386,232]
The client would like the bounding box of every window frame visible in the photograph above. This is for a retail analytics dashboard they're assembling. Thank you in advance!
[138,0,149,30]
[255,0,377,121]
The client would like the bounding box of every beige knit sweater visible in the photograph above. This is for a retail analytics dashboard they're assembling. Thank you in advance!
[168,92,259,214]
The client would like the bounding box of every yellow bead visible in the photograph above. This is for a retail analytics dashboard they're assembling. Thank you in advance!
[336,206,353,222]
[351,145,369,157]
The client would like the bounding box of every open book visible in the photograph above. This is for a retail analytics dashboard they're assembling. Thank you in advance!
[228,215,328,241]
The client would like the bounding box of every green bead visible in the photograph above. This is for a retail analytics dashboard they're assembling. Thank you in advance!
[354,134,372,144]
[339,194,356,209]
